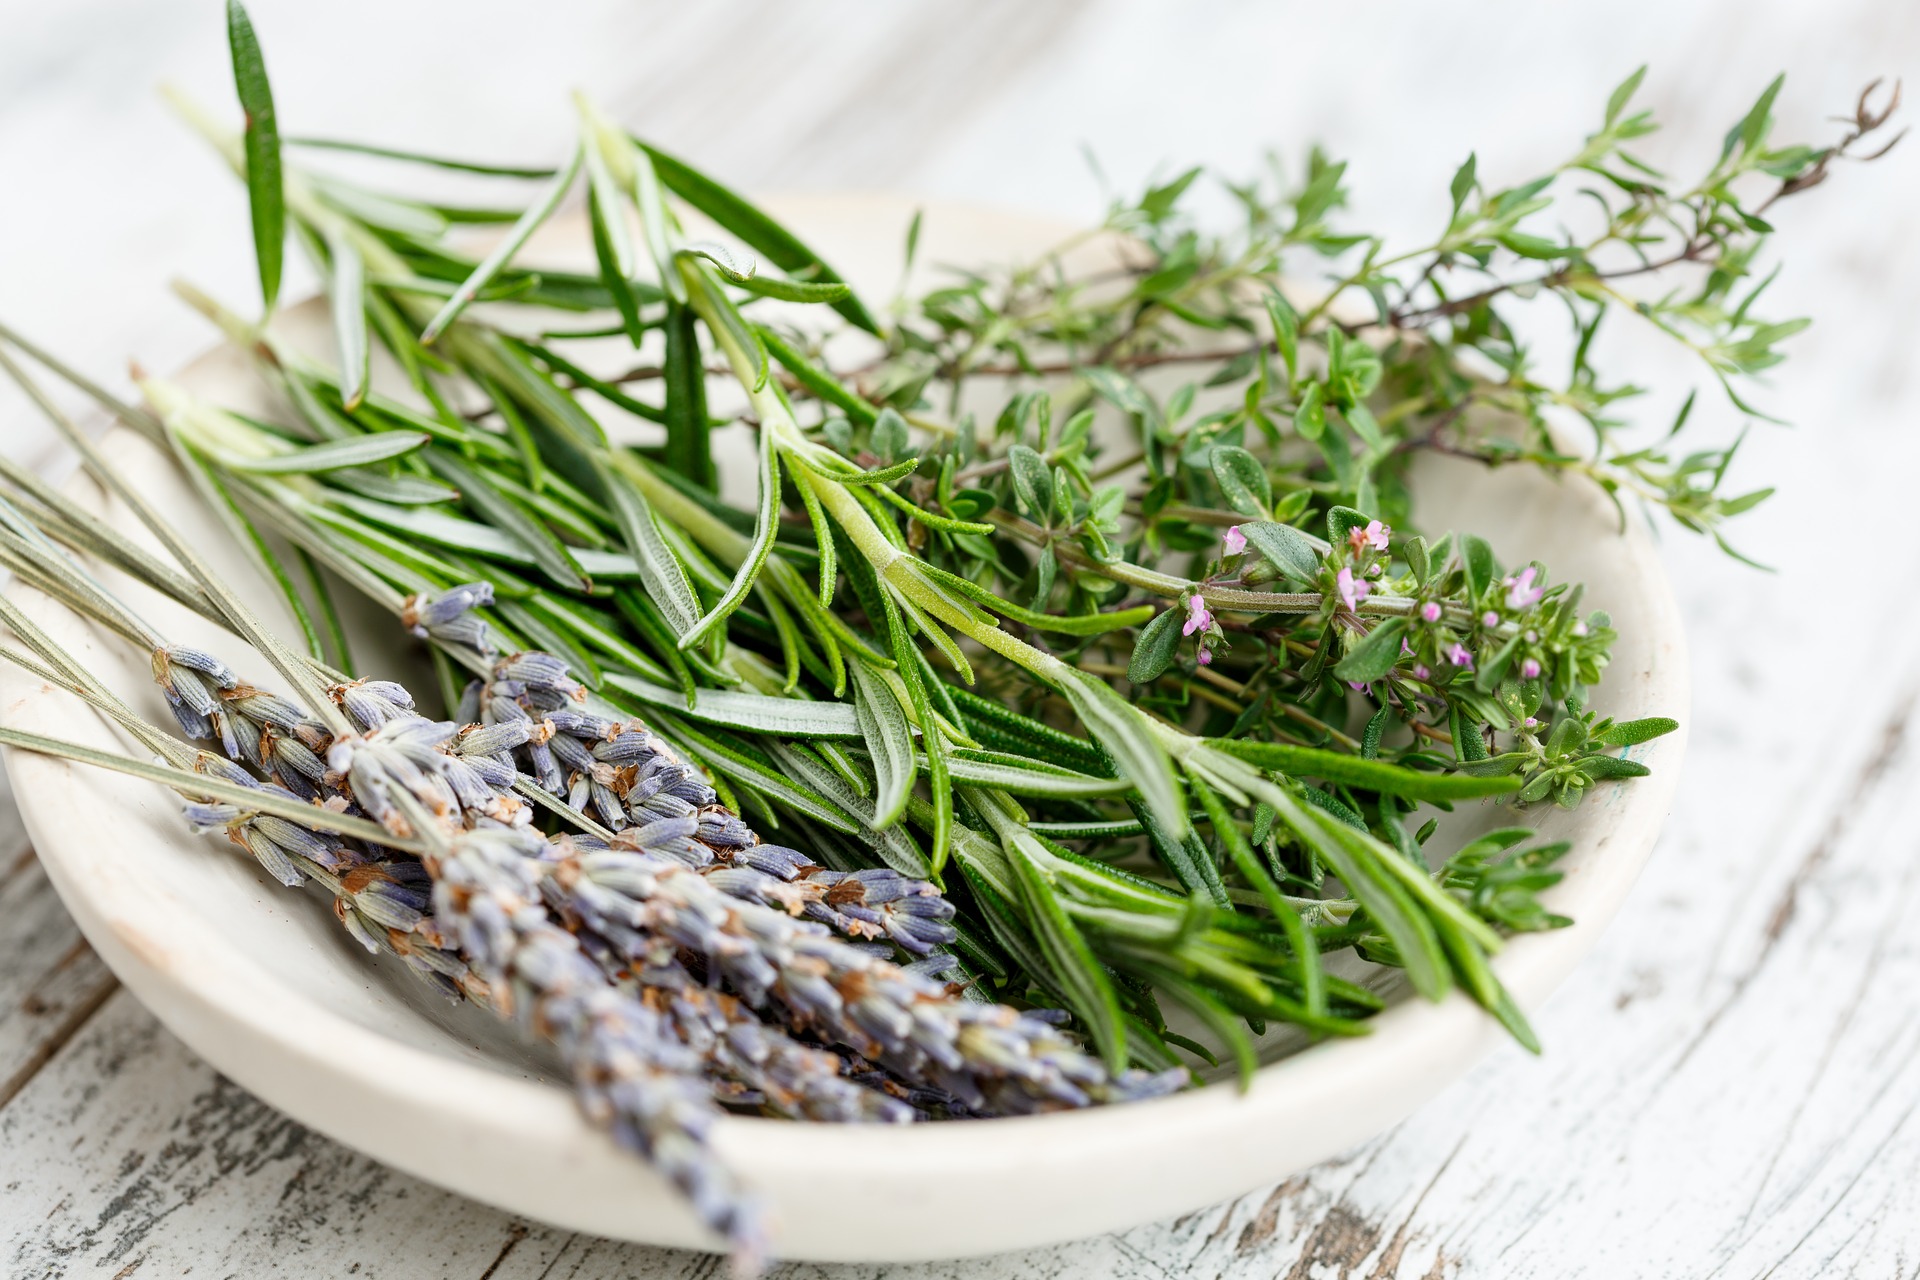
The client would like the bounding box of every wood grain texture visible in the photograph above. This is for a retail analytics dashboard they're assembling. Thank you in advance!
[2,0,1919,1276]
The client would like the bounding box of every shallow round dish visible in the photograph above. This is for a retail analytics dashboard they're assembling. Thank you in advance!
[0,195,1688,1262]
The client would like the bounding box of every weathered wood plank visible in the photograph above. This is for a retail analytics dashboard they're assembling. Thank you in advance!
[0,991,581,1279]
[0,851,119,1111]
[4,1,1920,1277]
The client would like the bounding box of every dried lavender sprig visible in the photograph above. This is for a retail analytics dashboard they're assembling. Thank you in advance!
[2,596,768,1252]
[0,614,475,1001]
[362,781,765,1256]
[552,831,1184,1114]
[6,588,894,1146]
[319,648,1167,1116]
[455,639,958,956]
[622,955,917,1125]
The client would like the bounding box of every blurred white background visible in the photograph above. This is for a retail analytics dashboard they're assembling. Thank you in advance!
[1,3,1917,1277]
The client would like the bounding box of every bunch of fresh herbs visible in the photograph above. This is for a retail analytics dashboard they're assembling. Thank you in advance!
[0,2,1900,1209]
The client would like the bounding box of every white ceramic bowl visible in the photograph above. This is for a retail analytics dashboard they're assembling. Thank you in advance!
[0,196,1688,1262]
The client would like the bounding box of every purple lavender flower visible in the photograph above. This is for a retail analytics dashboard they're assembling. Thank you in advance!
[429,825,763,1256]
[334,678,419,731]
[401,582,497,654]
[151,645,237,740]
[637,959,916,1124]
[551,833,1183,1114]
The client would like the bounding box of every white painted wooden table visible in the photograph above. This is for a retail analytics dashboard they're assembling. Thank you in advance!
[3,2,1917,1275]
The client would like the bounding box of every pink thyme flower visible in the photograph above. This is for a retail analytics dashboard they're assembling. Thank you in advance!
[1182,593,1213,637]
[1412,664,1431,680]
[1482,610,1499,628]
[1446,642,1474,670]
[1336,567,1370,612]
[1223,525,1247,557]
[1347,680,1372,694]
[1524,716,1540,729]
[1197,647,1213,666]
[1520,658,1542,679]
[1572,621,1589,637]
[1348,519,1390,553]
[1420,601,1442,623]
[1504,566,1543,610]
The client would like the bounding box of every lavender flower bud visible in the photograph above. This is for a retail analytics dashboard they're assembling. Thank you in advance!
[333,678,419,731]
[402,582,497,654]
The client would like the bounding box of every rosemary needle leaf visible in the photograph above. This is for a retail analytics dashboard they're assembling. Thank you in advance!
[225,0,282,312]
[596,458,703,635]
[678,427,782,649]
[638,140,880,334]
[941,752,1132,799]
[222,431,430,474]
[758,325,879,426]
[1213,740,1525,802]
[604,671,861,739]
[421,145,583,344]
[848,659,915,828]
[663,301,714,485]
[282,135,558,178]
[324,227,370,409]
[425,452,590,591]
[736,275,853,305]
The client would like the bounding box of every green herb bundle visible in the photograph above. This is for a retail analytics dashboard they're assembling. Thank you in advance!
[19,5,1898,1078]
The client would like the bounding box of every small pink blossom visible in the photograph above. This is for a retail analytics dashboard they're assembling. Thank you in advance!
[1367,563,1383,577]
[1572,621,1590,637]
[1420,601,1442,623]
[1336,567,1370,612]
[1412,664,1431,680]
[1347,680,1371,694]
[1524,716,1541,729]
[1520,658,1542,679]
[1446,642,1474,670]
[1504,566,1543,611]
[1482,610,1499,628]
[1223,525,1247,556]
[1197,647,1213,665]
[1182,593,1213,637]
